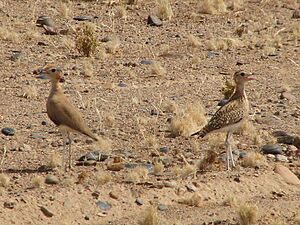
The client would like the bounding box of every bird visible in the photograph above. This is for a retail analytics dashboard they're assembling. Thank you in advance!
[192,71,256,170]
[37,64,99,170]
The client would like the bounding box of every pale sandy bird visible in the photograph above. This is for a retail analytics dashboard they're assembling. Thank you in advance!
[192,71,256,170]
[38,64,99,169]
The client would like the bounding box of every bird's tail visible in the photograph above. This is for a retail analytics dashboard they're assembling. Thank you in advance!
[191,125,210,138]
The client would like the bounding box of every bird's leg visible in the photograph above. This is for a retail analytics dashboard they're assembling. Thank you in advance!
[225,132,231,170]
[62,132,68,171]
[228,132,236,168]
[67,132,72,170]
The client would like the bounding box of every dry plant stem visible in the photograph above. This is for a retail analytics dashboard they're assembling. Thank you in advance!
[0,146,7,172]
[288,58,300,67]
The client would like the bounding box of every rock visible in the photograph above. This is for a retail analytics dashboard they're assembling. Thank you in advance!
[45,175,59,185]
[276,154,288,162]
[292,9,300,18]
[19,144,31,152]
[76,160,96,166]
[217,99,229,107]
[73,15,94,21]
[10,51,23,62]
[280,92,295,101]
[186,183,197,192]
[40,206,54,217]
[140,60,153,65]
[143,163,154,173]
[158,203,168,211]
[207,51,221,58]
[147,15,163,26]
[272,130,295,145]
[1,127,15,136]
[96,201,111,211]
[159,146,169,153]
[36,16,55,27]
[42,25,58,35]
[107,162,124,171]
[4,201,15,209]
[239,152,247,158]
[41,121,47,126]
[84,215,90,220]
[118,81,127,87]
[109,191,119,200]
[92,191,100,198]
[78,151,109,162]
[274,164,300,186]
[261,144,283,155]
[135,198,144,205]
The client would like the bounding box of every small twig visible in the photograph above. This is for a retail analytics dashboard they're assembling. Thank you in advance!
[288,58,300,67]
[274,27,286,37]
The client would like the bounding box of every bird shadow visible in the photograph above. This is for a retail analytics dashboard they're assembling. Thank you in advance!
[2,166,53,174]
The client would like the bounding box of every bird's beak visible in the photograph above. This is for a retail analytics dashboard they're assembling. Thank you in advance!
[246,73,256,81]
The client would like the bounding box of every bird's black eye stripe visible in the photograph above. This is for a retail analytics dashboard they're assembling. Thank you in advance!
[51,68,56,73]
[240,72,245,76]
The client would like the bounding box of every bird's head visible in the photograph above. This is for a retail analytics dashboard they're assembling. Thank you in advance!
[233,71,256,84]
[37,64,64,82]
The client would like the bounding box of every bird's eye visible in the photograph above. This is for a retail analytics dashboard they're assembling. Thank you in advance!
[51,68,56,73]
[240,72,245,76]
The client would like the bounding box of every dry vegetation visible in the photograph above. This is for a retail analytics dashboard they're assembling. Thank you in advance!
[237,203,258,225]
[75,23,97,57]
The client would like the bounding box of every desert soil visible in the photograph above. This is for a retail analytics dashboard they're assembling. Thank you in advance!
[0,0,300,224]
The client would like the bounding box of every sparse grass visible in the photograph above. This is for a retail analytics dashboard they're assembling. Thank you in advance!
[222,80,235,99]
[59,2,71,19]
[103,112,115,127]
[197,150,217,170]
[156,0,173,21]
[95,171,112,186]
[139,207,162,225]
[0,27,20,43]
[199,0,227,14]
[180,164,197,178]
[48,153,62,169]
[62,177,75,187]
[95,137,112,152]
[207,38,243,51]
[125,167,148,184]
[146,134,159,150]
[75,23,98,57]
[115,5,127,18]
[153,162,164,175]
[222,196,237,207]
[106,36,120,54]
[242,152,266,168]
[163,99,177,113]
[237,203,258,225]
[22,85,38,99]
[31,176,44,188]
[207,133,226,149]
[82,59,93,77]
[170,102,206,137]
[150,61,167,77]
[0,173,9,188]
[178,193,201,207]
[78,171,90,184]
[187,34,201,48]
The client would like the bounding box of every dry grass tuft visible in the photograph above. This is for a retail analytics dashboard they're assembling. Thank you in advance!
[163,100,178,113]
[151,61,167,77]
[0,173,9,188]
[237,203,258,225]
[156,0,173,21]
[125,167,148,184]
[82,59,93,77]
[178,193,201,207]
[207,38,243,51]
[242,152,266,168]
[180,164,197,178]
[103,112,115,127]
[62,177,75,187]
[48,153,62,169]
[95,171,112,186]
[222,80,235,99]
[222,196,237,207]
[207,133,226,149]
[146,134,159,150]
[115,5,127,18]
[139,207,162,225]
[31,176,44,188]
[0,27,20,43]
[95,137,112,152]
[170,102,206,137]
[227,0,245,10]
[22,85,38,99]
[106,36,121,54]
[75,23,98,57]
[198,150,218,170]
[59,2,71,19]
[199,0,227,14]
[187,34,201,48]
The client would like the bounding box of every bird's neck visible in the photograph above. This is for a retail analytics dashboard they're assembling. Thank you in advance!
[231,82,246,100]
[50,80,63,94]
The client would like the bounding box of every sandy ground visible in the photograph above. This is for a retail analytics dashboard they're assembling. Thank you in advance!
[0,0,300,224]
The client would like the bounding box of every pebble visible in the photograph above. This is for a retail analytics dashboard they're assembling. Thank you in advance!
[84,215,90,220]
[78,151,108,162]
[207,51,221,58]
[276,154,288,162]
[41,121,48,125]
[239,152,247,158]
[73,15,95,21]
[273,131,295,145]
[159,146,169,153]
[109,191,119,200]
[158,203,168,211]
[118,81,127,87]
[280,92,295,101]
[267,154,276,159]
[274,164,300,186]
[140,60,153,65]
[36,16,55,27]
[143,163,154,173]
[261,144,283,155]
[4,201,15,209]
[10,51,23,62]
[45,175,59,185]
[135,198,144,205]
[147,15,163,26]
[186,183,197,192]
[40,206,54,217]
[292,9,300,18]
[96,201,111,211]
[1,127,15,136]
